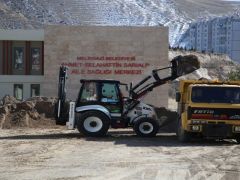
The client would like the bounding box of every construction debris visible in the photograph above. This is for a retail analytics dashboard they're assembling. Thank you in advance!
[0,95,58,129]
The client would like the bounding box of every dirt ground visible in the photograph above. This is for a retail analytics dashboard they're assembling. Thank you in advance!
[0,128,240,180]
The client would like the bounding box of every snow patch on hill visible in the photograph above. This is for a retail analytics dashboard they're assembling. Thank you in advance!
[1,0,240,46]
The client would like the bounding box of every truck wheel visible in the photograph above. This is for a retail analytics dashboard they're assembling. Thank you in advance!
[77,111,110,137]
[177,122,191,142]
[178,127,191,142]
[177,118,191,142]
[133,118,159,137]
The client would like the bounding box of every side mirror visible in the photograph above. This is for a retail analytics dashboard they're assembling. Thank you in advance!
[176,92,181,102]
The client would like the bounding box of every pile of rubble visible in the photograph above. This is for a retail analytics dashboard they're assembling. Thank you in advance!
[0,95,58,129]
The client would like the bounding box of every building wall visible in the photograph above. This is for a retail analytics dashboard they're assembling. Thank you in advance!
[0,76,44,100]
[43,25,169,107]
[0,41,2,74]
[0,29,44,100]
[231,20,240,61]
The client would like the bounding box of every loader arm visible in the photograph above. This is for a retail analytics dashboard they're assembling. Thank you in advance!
[130,55,200,100]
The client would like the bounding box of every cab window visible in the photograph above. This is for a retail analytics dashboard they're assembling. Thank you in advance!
[101,83,119,103]
[80,82,98,102]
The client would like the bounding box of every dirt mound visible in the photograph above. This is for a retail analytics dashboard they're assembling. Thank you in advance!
[0,95,58,129]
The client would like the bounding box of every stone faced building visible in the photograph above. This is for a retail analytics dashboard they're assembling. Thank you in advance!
[0,29,44,100]
[43,26,169,107]
[0,26,169,107]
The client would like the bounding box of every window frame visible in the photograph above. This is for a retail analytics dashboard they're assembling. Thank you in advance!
[100,82,120,103]
[31,84,40,97]
[13,84,23,101]
[80,82,99,102]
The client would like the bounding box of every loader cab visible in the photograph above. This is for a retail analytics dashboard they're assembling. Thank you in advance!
[76,80,123,114]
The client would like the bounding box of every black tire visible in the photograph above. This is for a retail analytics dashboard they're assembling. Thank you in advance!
[177,119,190,142]
[77,111,110,137]
[133,118,159,137]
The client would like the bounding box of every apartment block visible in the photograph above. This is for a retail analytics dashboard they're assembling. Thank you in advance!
[188,16,240,63]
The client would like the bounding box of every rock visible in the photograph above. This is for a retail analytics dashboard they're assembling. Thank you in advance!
[0,106,9,114]
[27,96,56,103]
[35,101,56,118]
[0,114,10,129]
[29,110,40,120]
[2,95,19,105]
[26,96,57,118]
[16,101,35,111]
[11,110,30,127]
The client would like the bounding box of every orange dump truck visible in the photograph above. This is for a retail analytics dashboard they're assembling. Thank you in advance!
[176,80,240,143]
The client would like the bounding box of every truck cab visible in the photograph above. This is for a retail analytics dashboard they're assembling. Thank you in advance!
[176,80,240,143]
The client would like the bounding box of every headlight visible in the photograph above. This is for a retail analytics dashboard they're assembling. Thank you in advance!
[191,125,201,131]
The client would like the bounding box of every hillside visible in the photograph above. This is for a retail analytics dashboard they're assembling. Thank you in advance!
[0,0,240,46]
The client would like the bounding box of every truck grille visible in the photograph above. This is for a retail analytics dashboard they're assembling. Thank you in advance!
[190,108,240,120]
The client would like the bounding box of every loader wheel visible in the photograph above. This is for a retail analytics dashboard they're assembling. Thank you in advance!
[177,119,190,142]
[77,111,110,137]
[133,118,159,137]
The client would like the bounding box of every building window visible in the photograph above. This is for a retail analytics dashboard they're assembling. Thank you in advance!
[2,41,44,75]
[12,42,26,75]
[13,47,24,70]
[31,48,41,72]
[14,84,23,100]
[30,42,43,75]
[31,84,40,97]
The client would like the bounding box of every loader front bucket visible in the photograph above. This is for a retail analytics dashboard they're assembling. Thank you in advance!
[171,55,200,78]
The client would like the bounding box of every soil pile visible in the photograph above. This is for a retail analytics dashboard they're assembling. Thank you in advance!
[0,95,58,129]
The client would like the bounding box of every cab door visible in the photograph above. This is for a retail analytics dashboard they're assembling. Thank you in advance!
[77,81,99,106]
[100,82,123,116]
